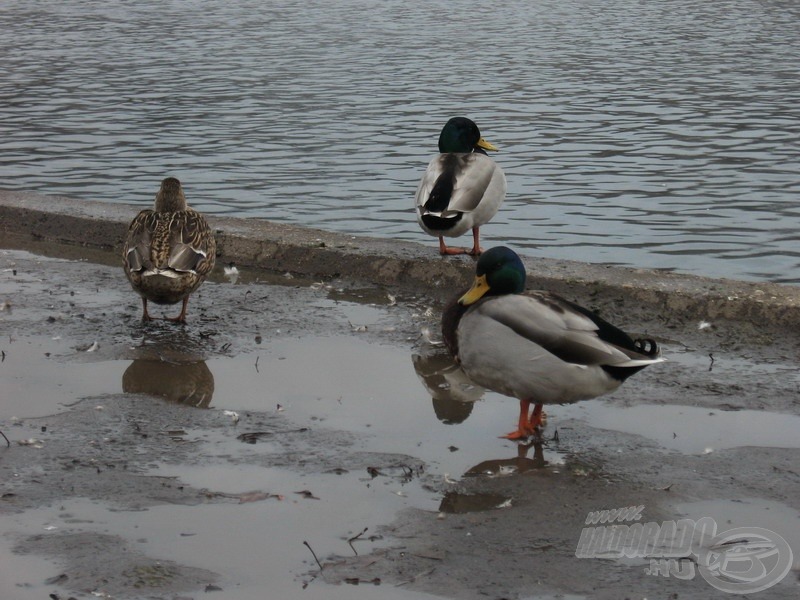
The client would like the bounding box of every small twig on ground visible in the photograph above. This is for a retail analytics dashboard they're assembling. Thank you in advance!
[0,429,9,447]
[348,527,369,555]
[410,553,443,561]
[303,540,323,570]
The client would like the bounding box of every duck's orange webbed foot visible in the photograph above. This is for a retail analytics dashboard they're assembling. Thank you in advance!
[438,237,468,255]
[501,429,531,440]
[500,401,546,440]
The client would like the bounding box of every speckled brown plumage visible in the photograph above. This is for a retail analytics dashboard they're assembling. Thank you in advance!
[123,177,216,323]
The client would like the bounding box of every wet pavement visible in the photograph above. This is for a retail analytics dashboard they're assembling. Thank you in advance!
[1,232,799,599]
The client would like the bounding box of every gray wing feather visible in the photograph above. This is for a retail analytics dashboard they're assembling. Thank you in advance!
[447,154,498,213]
[123,210,154,272]
[415,154,498,214]
[167,211,215,275]
[473,294,637,366]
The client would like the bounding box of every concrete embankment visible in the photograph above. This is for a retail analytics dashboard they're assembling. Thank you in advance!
[1,189,798,328]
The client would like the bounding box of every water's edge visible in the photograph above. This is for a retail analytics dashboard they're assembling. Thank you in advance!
[1,188,798,328]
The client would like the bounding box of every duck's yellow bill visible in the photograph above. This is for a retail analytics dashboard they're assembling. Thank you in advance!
[459,275,490,305]
[476,137,499,152]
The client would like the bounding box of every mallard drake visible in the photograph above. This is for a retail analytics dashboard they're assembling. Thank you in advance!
[442,246,664,439]
[415,117,506,255]
[123,177,216,323]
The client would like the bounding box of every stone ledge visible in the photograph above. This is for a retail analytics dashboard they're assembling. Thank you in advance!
[1,189,797,328]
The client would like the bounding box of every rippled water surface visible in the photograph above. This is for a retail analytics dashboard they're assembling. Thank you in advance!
[1,0,799,282]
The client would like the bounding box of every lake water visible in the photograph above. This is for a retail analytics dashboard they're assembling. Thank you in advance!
[1,0,798,283]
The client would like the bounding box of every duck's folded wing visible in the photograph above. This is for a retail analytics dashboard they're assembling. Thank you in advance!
[448,154,499,213]
[416,154,497,215]
[124,210,155,271]
[474,294,638,367]
[415,157,443,210]
[167,211,216,275]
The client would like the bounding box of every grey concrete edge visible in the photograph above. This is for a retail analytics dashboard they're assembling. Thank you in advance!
[1,189,799,328]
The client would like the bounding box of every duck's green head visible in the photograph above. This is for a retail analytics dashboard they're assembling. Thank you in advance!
[438,117,499,154]
[459,246,526,305]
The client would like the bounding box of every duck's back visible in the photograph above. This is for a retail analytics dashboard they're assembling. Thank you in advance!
[123,209,215,304]
[452,292,658,404]
[416,153,506,237]
[125,209,214,273]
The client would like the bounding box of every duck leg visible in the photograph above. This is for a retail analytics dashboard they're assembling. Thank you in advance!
[165,297,190,324]
[466,227,483,256]
[438,236,467,256]
[141,298,153,322]
[502,400,545,440]
[502,399,533,440]
[528,402,546,429]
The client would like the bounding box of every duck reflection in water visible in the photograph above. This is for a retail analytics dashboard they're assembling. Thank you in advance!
[122,358,215,408]
[439,443,551,514]
[413,350,566,480]
[464,440,548,477]
[411,350,485,425]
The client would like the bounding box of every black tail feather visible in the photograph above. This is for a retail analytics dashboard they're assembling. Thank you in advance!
[633,337,660,358]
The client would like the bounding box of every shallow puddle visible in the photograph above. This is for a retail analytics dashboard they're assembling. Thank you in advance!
[1,336,127,418]
[2,277,800,598]
[0,327,570,598]
[675,497,800,557]
[439,491,512,514]
[556,401,800,455]
[5,330,800,466]
[0,497,445,600]
[192,341,581,485]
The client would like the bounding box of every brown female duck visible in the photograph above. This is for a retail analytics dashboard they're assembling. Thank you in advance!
[123,177,216,323]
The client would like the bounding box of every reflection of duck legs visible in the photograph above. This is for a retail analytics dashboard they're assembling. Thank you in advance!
[504,400,546,440]
[465,440,548,477]
[515,440,545,470]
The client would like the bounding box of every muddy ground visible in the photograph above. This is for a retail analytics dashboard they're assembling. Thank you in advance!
[0,237,799,600]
